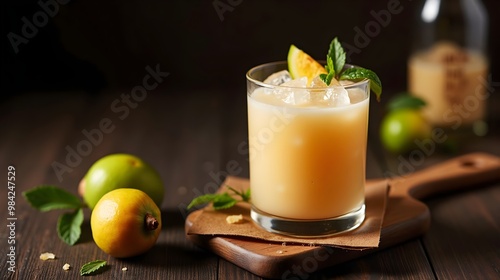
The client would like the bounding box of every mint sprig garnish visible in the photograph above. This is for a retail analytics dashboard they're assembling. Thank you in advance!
[319,37,382,101]
[320,38,344,85]
[328,37,346,77]
[187,186,251,210]
[23,185,85,245]
[340,67,382,101]
[319,56,336,86]
[80,260,107,276]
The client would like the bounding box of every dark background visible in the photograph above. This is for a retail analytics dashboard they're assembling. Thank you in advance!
[2,0,499,98]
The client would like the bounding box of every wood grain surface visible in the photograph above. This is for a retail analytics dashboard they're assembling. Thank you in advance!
[1,90,499,280]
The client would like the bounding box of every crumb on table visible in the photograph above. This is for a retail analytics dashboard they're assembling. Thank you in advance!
[39,252,56,261]
[226,214,243,224]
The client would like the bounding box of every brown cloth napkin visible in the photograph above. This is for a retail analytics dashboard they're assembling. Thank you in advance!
[186,176,389,249]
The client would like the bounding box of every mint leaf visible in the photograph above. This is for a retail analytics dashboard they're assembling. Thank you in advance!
[23,185,85,245]
[187,194,219,209]
[23,185,83,211]
[328,37,346,78]
[187,186,251,211]
[324,55,334,74]
[320,37,346,85]
[340,67,382,101]
[319,73,329,84]
[387,94,426,111]
[227,185,251,203]
[212,193,237,210]
[57,208,84,246]
[319,56,336,85]
[242,189,251,202]
[80,260,107,276]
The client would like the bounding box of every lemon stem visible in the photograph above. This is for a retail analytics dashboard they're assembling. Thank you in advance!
[144,213,159,231]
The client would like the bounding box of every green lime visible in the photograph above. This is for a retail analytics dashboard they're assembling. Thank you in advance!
[380,109,432,154]
[80,154,164,209]
[287,44,329,84]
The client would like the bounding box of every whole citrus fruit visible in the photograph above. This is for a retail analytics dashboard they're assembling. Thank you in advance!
[80,154,164,209]
[90,188,162,258]
[380,109,432,154]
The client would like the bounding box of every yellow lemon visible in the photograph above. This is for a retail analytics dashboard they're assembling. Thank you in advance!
[90,188,161,258]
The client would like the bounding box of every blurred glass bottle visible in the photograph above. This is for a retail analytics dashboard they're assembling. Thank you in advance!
[408,0,489,137]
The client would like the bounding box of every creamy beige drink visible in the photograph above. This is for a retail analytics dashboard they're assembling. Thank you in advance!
[247,81,369,220]
[408,42,488,127]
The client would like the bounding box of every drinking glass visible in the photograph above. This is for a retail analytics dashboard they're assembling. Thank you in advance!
[246,61,370,237]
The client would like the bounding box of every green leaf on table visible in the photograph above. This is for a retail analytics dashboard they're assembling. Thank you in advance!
[187,194,219,209]
[187,186,251,211]
[57,208,84,246]
[212,193,237,210]
[23,185,82,211]
[242,188,251,202]
[387,93,426,111]
[227,185,251,202]
[80,260,107,276]
[340,67,382,101]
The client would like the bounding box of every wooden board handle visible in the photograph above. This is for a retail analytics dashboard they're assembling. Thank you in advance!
[390,152,500,200]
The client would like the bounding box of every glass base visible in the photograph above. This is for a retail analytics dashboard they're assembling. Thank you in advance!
[250,205,365,238]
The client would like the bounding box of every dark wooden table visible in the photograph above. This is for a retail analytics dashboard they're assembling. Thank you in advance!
[1,88,499,280]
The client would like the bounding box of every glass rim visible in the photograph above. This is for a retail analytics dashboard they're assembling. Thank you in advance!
[246,61,370,90]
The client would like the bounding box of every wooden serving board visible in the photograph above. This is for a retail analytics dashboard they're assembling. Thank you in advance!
[185,153,500,279]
